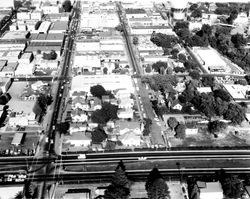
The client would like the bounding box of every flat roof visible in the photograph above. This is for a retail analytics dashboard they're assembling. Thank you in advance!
[193,47,226,68]
[1,31,30,40]
[132,25,170,29]
[125,8,146,14]
[50,21,68,30]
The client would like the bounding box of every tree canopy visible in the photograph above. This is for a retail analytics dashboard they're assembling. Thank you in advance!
[145,168,170,199]
[90,85,106,99]
[175,124,186,139]
[91,126,107,144]
[167,117,178,130]
[104,161,130,199]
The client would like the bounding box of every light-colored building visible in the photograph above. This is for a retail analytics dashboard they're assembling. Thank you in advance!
[37,21,51,34]
[119,131,141,146]
[42,4,60,14]
[191,47,230,74]
[0,77,11,93]
[71,75,134,94]
[131,26,175,35]
[65,132,92,147]
[125,8,148,19]
[223,84,250,100]
[199,182,223,199]
[19,52,34,64]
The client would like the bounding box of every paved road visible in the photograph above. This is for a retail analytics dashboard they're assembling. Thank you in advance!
[117,3,165,146]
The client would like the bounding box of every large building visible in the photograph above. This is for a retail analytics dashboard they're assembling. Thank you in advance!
[170,0,187,21]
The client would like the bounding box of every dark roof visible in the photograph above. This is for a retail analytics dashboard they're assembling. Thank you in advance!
[125,8,146,14]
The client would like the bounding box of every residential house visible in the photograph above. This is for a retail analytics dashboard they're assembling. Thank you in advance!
[65,132,91,147]
[119,131,141,147]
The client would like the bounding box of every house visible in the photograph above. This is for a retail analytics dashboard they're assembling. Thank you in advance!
[118,108,134,119]
[171,100,183,111]
[72,96,89,110]
[65,132,91,147]
[119,131,141,146]
[197,87,212,93]
[114,120,142,135]
[185,128,198,136]
[69,124,88,134]
[199,181,223,199]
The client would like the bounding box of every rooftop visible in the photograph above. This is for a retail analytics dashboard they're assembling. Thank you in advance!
[125,8,146,14]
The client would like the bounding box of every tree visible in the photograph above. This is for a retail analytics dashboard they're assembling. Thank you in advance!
[223,103,245,125]
[143,118,152,136]
[152,61,168,74]
[145,65,152,73]
[91,109,108,124]
[189,70,200,80]
[184,60,199,70]
[90,85,106,99]
[178,53,187,63]
[104,161,130,199]
[191,9,202,18]
[214,97,228,116]
[189,35,208,47]
[208,120,227,134]
[91,126,107,144]
[202,76,215,87]
[170,49,179,59]
[145,168,170,199]
[231,33,246,49]
[175,124,186,139]
[103,67,108,74]
[167,117,178,130]
[213,89,231,102]
[63,0,72,12]
[132,36,139,45]
[115,24,123,32]
[201,24,212,36]
[102,102,118,121]
[221,175,244,198]
[43,50,57,60]
[174,67,185,73]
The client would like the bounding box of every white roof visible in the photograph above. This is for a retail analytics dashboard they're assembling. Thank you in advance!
[197,87,212,93]
[194,47,226,68]
[200,182,223,199]
[170,0,187,9]
[223,84,250,99]
[0,186,23,199]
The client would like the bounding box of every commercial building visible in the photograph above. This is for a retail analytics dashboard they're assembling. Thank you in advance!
[70,75,134,94]
[46,13,70,22]
[0,62,18,77]
[1,31,30,41]
[0,50,21,62]
[191,47,230,74]
[0,77,11,93]
[49,21,68,33]
[125,8,148,19]
[131,25,175,35]
[223,84,250,100]
[36,21,51,34]
[19,52,34,64]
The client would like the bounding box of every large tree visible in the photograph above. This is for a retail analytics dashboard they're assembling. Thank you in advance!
[102,102,118,121]
[223,103,245,125]
[91,126,107,144]
[145,168,170,199]
[104,161,130,199]
[213,89,231,102]
[175,124,186,139]
[167,117,178,130]
[63,0,72,12]
[208,120,227,134]
[90,85,106,99]
[152,61,168,74]
[231,33,246,49]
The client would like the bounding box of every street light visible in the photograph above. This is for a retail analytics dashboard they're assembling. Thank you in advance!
[176,162,181,183]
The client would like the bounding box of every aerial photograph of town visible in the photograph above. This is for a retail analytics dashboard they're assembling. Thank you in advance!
[2,0,250,198]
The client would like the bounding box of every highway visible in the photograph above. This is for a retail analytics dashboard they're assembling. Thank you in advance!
[2,150,250,171]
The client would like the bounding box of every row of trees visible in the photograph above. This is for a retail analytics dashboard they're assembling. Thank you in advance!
[178,81,246,124]
[103,161,170,199]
